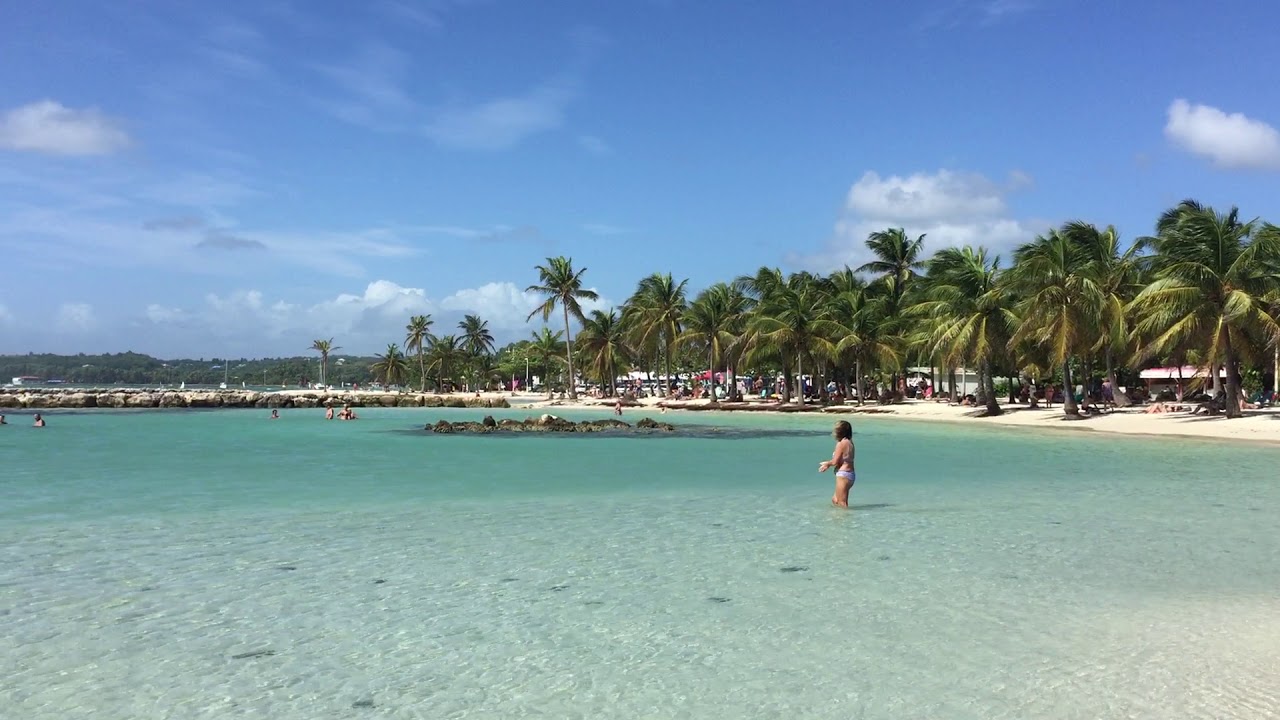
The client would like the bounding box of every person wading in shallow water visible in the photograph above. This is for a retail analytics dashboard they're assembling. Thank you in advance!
[818,420,855,508]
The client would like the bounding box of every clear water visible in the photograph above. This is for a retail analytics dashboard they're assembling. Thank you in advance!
[3,408,1278,719]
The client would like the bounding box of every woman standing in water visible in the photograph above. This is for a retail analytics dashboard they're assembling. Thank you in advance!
[818,420,855,507]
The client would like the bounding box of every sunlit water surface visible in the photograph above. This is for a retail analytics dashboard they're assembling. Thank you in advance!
[3,407,1278,719]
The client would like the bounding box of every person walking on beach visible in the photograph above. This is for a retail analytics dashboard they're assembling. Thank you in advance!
[818,420,855,508]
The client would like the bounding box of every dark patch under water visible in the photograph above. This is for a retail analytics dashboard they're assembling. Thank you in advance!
[708,597,731,603]
[780,566,809,573]
[388,424,820,440]
[231,649,275,660]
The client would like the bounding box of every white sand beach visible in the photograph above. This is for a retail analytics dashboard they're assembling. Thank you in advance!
[498,392,1280,444]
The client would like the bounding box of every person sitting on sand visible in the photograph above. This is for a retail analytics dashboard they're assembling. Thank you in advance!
[818,420,856,508]
[33,413,45,428]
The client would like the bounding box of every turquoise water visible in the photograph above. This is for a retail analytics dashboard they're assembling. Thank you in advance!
[3,407,1279,718]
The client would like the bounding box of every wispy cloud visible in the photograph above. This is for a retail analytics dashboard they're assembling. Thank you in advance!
[196,231,267,251]
[422,78,576,150]
[0,100,131,156]
[314,42,415,130]
[578,134,612,156]
[581,223,632,236]
[918,0,1035,30]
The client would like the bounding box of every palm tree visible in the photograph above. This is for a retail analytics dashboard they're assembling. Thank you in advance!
[914,246,1017,416]
[405,314,434,392]
[827,280,904,404]
[1008,228,1102,416]
[309,338,340,388]
[577,309,629,396]
[858,228,926,392]
[458,314,495,391]
[426,334,464,392]
[743,273,836,404]
[680,283,743,404]
[622,272,688,397]
[370,343,410,389]
[527,257,599,400]
[1129,201,1280,418]
[529,326,567,399]
[1061,222,1144,406]
[857,228,927,309]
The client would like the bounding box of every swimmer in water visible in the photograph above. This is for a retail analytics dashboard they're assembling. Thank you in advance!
[818,420,854,507]
[270,409,279,419]
[325,404,334,420]
[33,413,46,428]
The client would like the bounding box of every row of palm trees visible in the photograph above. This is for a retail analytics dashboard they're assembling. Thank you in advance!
[312,312,499,393]
[522,199,1280,419]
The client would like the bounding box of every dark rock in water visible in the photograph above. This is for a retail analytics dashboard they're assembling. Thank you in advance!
[550,584,569,591]
[425,416,676,434]
[780,566,808,573]
[232,649,276,659]
[373,579,386,584]
[352,699,376,709]
[708,597,732,603]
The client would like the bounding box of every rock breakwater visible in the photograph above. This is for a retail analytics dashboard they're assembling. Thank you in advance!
[0,388,511,410]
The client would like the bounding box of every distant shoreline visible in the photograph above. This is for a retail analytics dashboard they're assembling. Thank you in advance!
[4,387,1279,445]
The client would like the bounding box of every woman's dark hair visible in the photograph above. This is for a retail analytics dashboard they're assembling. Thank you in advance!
[834,420,852,440]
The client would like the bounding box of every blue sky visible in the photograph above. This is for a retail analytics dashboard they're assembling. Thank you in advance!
[1,0,1278,358]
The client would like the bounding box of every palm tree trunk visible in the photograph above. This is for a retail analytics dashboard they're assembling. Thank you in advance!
[707,346,716,404]
[855,359,864,406]
[418,351,426,392]
[563,305,577,400]
[1223,333,1242,418]
[982,357,1002,416]
[781,363,793,404]
[796,351,804,405]
[1104,347,1128,407]
[947,368,958,403]
[1062,359,1079,415]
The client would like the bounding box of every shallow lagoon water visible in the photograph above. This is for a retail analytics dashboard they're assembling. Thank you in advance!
[3,407,1279,718]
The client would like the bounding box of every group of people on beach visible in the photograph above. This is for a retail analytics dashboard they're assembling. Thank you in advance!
[0,413,44,427]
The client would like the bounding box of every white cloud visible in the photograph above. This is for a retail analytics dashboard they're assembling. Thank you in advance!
[1165,99,1280,171]
[56,303,95,332]
[795,169,1044,271]
[0,101,131,156]
[141,280,614,355]
[145,304,186,323]
[423,80,574,150]
[0,304,13,326]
